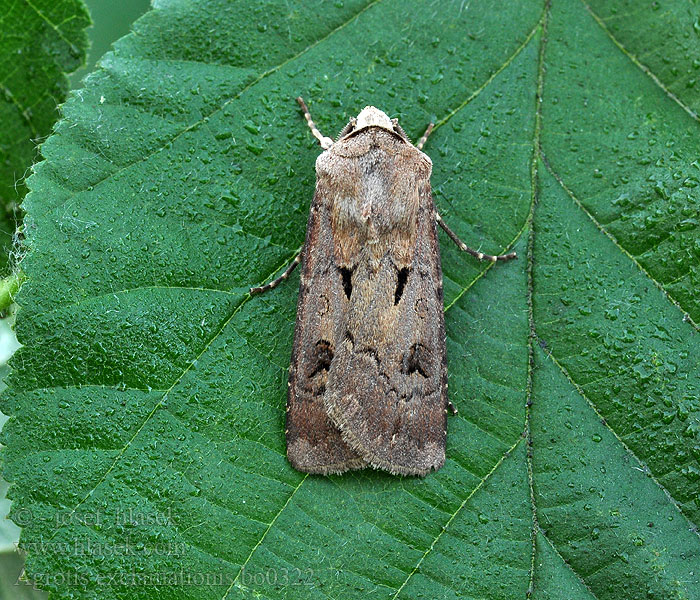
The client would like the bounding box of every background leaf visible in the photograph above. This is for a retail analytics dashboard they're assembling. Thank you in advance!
[0,0,90,274]
[2,1,699,599]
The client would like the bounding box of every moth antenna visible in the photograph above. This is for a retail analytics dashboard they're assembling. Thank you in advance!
[416,122,434,150]
[297,97,334,150]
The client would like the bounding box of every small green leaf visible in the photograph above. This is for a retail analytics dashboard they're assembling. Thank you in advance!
[0,272,25,313]
[2,1,698,599]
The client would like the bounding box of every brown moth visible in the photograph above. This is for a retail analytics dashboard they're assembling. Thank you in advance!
[251,98,516,476]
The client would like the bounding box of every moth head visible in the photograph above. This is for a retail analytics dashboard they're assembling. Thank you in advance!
[337,106,410,142]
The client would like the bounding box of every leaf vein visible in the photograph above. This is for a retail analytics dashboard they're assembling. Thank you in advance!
[46,0,383,217]
[581,0,699,124]
[23,0,77,49]
[221,473,309,600]
[538,529,600,599]
[540,151,698,330]
[390,437,524,600]
[539,344,700,537]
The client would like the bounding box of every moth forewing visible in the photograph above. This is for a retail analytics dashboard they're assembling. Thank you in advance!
[251,98,516,477]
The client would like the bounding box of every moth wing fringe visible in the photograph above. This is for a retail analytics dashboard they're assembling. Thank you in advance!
[323,398,445,477]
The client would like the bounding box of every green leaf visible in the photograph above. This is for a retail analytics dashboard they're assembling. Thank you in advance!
[2,1,699,598]
[0,0,90,273]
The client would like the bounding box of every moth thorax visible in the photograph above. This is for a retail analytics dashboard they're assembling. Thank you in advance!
[355,106,394,131]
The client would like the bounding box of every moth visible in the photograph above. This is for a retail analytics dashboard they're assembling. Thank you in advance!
[251,98,516,476]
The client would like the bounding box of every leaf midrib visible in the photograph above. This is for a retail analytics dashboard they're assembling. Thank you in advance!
[523,2,700,593]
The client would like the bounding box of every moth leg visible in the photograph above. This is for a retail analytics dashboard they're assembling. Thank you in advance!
[416,122,435,151]
[435,212,517,261]
[250,253,302,295]
[296,97,334,150]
